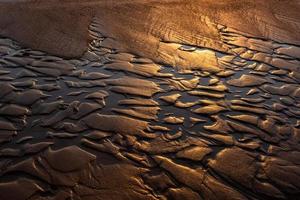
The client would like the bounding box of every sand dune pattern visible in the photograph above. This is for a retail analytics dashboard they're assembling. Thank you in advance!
[0,1,300,200]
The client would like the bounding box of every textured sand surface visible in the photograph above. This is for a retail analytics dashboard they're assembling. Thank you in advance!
[0,1,300,200]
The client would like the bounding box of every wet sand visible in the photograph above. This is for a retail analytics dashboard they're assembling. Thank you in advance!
[0,1,300,200]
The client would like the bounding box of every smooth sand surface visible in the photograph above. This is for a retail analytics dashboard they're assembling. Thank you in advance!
[0,0,299,59]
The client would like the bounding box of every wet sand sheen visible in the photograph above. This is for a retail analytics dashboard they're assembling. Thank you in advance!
[0,1,300,200]
[1,1,300,58]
